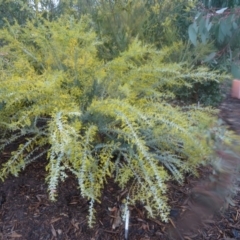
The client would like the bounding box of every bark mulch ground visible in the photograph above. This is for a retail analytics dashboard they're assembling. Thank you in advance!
[0,94,240,240]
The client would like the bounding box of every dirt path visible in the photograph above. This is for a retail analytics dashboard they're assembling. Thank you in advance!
[0,95,239,240]
[220,94,240,135]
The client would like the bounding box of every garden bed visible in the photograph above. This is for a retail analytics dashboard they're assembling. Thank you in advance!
[0,94,240,240]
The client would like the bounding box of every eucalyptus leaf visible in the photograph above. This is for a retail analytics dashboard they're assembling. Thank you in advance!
[203,52,216,62]
[227,30,232,37]
[201,32,207,44]
[199,17,205,33]
[233,22,238,30]
[188,24,197,46]
[231,63,240,79]
[205,15,210,28]
[195,12,201,20]
[193,21,198,32]
[217,29,225,43]
[220,20,231,37]
[216,7,228,14]
[207,22,212,31]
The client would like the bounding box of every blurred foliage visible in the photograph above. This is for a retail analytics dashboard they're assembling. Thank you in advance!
[188,4,240,78]
[200,0,240,8]
[185,2,240,105]
[0,0,34,28]
[175,80,225,106]
[155,40,229,106]
[92,0,196,60]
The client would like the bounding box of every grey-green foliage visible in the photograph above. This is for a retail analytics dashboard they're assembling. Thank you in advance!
[200,0,240,8]
[0,0,35,29]
[188,6,240,78]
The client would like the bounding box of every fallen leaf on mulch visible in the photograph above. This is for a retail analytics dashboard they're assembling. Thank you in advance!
[108,206,122,229]
[8,232,22,238]
[51,224,57,237]
[50,217,62,224]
